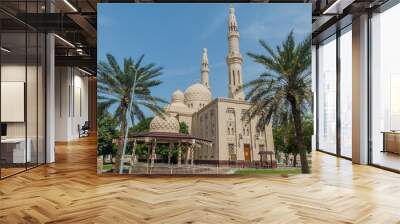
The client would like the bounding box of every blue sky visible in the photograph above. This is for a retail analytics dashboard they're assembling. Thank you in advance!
[98,3,311,117]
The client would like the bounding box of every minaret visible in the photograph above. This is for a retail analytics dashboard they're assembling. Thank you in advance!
[201,48,210,89]
[226,6,245,100]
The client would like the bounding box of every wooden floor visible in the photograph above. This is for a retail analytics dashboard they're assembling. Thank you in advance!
[1,136,400,224]
[373,150,400,171]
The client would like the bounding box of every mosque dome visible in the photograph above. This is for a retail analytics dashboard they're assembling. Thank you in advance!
[165,89,191,114]
[171,89,184,102]
[149,114,180,133]
[184,83,211,102]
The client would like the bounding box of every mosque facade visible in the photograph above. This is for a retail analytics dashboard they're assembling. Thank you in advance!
[149,7,276,167]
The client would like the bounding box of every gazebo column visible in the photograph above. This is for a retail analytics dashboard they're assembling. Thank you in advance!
[146,143,151,165]
[151,139,157,167]
[190,144,195,166]
[168,142,173,166]
[178,143,182,167]
[186,146,190,165]
[129,139,137,174]
[270,153,273,168]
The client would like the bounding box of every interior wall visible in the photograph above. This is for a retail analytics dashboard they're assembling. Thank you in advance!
[88,77,97,132]
[55,67,89,141]
[1,64,31,138]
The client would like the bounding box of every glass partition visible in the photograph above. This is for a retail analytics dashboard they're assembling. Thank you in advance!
[0,1,46,179]
[371,3,400,171]
[339,26,352,158]
[317,35,337,154]
[1,31,28,177]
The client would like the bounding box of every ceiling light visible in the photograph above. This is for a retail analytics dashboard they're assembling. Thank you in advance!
[78,67,93,76]
[322,0,355,15]
[323,0,341,14]
[63,0,78,12]
[76,48,85,55]
[54,34,75,48]
[1,47,11,53]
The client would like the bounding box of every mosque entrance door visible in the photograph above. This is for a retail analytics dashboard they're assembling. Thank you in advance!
[244,144,251,161]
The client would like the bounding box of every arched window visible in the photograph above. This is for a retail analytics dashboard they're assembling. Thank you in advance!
[237,70,240,84]
[233,70,236,85]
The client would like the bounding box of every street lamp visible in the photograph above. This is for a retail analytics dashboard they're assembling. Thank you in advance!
[119,65,139,174]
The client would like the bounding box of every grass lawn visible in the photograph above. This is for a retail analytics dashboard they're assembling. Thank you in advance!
[102,164,113,171]
[234,168,302,175]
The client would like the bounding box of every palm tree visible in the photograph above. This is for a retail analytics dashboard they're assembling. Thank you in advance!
[97,53,166,174]
[241,32,312,173]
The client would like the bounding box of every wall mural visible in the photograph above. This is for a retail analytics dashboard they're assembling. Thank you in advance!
[97,3,312,175]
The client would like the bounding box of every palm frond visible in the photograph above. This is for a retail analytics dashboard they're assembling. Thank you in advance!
[244,31,312,128]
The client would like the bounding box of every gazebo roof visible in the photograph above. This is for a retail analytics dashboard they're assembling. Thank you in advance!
[127,131,212,144]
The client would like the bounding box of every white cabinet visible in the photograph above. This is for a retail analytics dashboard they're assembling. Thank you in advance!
[1,138,31,163]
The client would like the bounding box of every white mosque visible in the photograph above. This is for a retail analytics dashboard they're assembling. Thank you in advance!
[148,7,276,167]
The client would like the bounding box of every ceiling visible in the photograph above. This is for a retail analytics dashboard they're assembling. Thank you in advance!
[311,0,391,43]
[0,0,98,74]
[0,0,395,74]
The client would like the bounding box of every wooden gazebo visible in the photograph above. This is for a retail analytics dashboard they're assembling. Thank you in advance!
[259,151,274,168]
[125,131,212,173]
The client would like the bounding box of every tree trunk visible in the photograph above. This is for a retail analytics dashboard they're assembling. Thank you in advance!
[114,109,127,173]
[288,96,310,173]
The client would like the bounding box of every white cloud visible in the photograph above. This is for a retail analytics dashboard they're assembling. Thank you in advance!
[241,7,311,42]
[200,13,226,40]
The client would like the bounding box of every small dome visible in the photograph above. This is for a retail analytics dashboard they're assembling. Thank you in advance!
[184,83,211,102]
[149,115,180,133]
[166,102,191,114]
[172,89,184,102]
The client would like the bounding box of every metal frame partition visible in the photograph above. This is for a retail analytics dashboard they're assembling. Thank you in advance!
[315,0,400,173]
[314,17,353,161]
[366,1,400,173]
[0,1,48,180]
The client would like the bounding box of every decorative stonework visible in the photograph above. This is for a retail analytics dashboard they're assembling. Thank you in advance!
[149,115,180,133]
[226,109,235,135]
[184,83,211,102]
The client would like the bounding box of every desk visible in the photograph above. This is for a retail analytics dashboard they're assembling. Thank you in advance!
[1,138,31,163]
[382,131,400,154]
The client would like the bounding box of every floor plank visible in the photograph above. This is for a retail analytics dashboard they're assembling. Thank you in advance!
[0,135,399,223]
